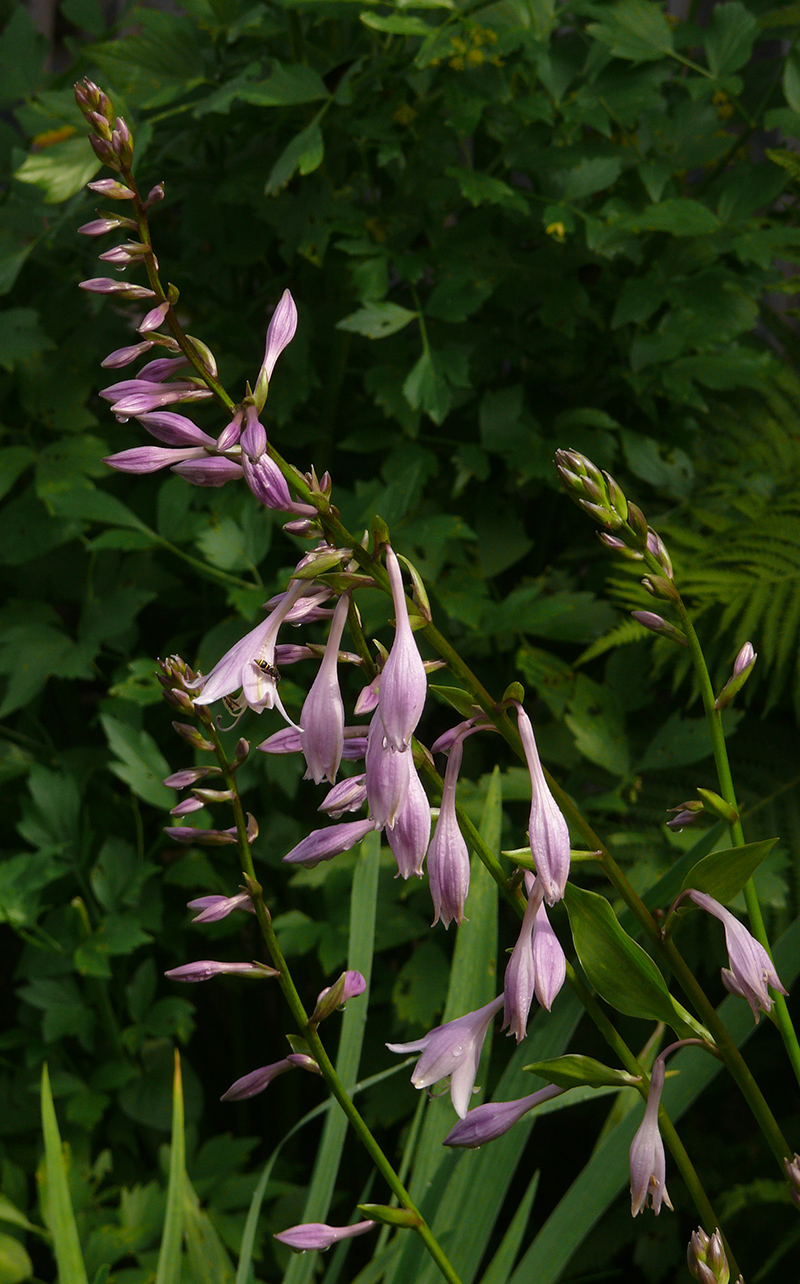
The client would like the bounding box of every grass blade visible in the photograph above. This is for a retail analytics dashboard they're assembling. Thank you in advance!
[155,1050,185,1284]
[40,1064,89,1284]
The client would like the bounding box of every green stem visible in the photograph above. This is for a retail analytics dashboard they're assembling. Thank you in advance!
[674,597,800,1093]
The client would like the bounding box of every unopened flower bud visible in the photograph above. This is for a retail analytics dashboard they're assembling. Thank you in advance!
[144,183,165,208]
[641,574,679,602]
[714,642,757,710]
[646,528,673,578]
[111,117,133,165]
[626,502,649,547]
[165,959,278,982]
[687,1227,730,1284]
[87,178,136,199]
[89,133,120,168]
[784,1153,800,1209]
[603,470,628,521]
[631,611,687,645]
[310,970,367,1023]
[171,722,215,751]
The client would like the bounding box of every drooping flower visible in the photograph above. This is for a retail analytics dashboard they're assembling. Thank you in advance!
[516,704,570,906]
[378,547,427,752]
[221,1055,317,1101]
[629,1056,672,1216]
[274,1220,377,1252]
[364,708,412,829]
[502,881,542,1042]
[427,737,470,927]
[300,594,349,784]
[688,890,787,1021]
[387,754,430,878]
[191,577,309,717]
[187,892,255,923]
[444,1085,564,1148]
[282,818,379,868]
[531,898,566,1011]
[387,995,504,1117]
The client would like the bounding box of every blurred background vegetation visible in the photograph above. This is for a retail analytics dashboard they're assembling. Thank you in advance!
[2,0,800,1279]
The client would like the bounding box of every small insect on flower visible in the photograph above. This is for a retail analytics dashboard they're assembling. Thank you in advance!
[255,659,281,682]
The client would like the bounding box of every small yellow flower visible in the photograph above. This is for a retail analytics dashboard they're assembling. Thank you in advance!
[393,103,417,126]
[467,47,485,67]
[546,222,566,243]
[449,55,466,71]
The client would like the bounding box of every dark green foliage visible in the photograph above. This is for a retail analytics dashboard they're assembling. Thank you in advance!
[2,0,800,1279]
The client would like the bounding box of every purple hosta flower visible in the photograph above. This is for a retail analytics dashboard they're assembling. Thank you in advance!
[503,882,541,1042]
[532,899,566,1011]
[387,754,430,879]
[87,178,136,199]
[164,766,219,789]
[311,970,367,1022]
[516,704,570,906]
[78,216,126,236]
[216,408,243,452]
[283,818,379,869]
[102,340,155,368]
[221,1057,296,1101]
[378,547,427,752]
[318,774,368,818]
[259,290,298,386]
[137,411,216,448]
[165,960,278,981]
[714,640,757,711]
[171,456,244,487]
[354,672,380,716]
[138,299,171,333]
[191,577,308,718]
[300,594,350,784]
[187,892,255,923]
[387,995,504,1118]
[258,725,368,761]
[274,1220,377,1252]
[104,445,210,474]
[444,1085,564,1148]
[80,277,155,299]
[688,890,787,1021]
[136,355,190,382]
[629,1057,673,1216]
[428,737,470,927]
[365,708,412,829]
[171,796,205,817]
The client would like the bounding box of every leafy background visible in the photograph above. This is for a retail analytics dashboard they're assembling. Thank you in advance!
[2,0,800,1279]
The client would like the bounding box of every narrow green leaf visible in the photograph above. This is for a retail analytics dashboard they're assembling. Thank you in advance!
[564,883,696,1035]
[680,838,779,902]
[478,1169,539,1284]
[184,1176,235,1284]
[154,1051,185,1284]
[40,1064,89,1284]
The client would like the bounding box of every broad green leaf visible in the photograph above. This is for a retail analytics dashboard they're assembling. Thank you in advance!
[564,883,697,1035]
[0,7,47,108]
[639,709,740,772]
[445,168,529,212]
[564,674,630,776]
[360,11,432,34]
[554,157,623,201]
[680,838,779,903]
[45,487,154,533]
[100,714,173,809]
[15,136,101,203]
[238,62,327,106]
[265,122,324,194]
[524,1055,639,1089]
[587,0,674,62]
[0,1231,33,1283]
[337,302,418,339]
[40,1065,89,1284]
[0,308,54,370]
[154,1053,185,1284]
[0,447,34,500]
[402,351,454,424]
[704,1,758,77]
[629,199,721,235]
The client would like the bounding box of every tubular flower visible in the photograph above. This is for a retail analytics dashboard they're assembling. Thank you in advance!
[427,737,470,927]
[502,881,543,1042]
[444,1085,564,1148]
[274,1220,377,1252]
[191,578,308,718]
[387,754,431,878]
[365,708,412,829]
[282,818,379,868]
[300,594,349,784]
[516,703,570,905]
[531,899,566,1011]
[629,1057,673,1216]
[378,547,427,752]
[387,995,504,1118]
[688,890,787,1021]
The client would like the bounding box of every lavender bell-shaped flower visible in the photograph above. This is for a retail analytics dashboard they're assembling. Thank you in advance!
[378,547,427,752]
[387,754,431,878]
[427,737,470,927]
[221,1054,317,1101]
[282,818,379,869]
[274,1220,377,1252]
[516,703,570,906]
[254,289,298,406]
[503,882,541,1043]
[444,1085,564,1148]
[300,594,349,784]
[365,708,412,829]
[629,1057,673,1216]
[531,898,566,1011]
[387,995,504,1117]
[688,890,787,1020]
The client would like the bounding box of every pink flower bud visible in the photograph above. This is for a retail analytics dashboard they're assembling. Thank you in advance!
[378,547,427,752]
[444,1085,564,1148]
[274,1220,377,1252]
[427,738,469,927]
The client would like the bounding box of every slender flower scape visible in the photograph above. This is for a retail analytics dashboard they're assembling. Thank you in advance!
[387,995,504,1117]
[629,1057,672,1215]
[688,890,787,1020]
[516,704,571,905]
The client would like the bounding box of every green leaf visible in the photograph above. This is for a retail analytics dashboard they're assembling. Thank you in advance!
[524,1054,639,1089]
[0,621,78,717]
[704,1,759,77]
[46,486,154,533]
[478,1169,539,1284]
[680,838,779,903]
[564,883,697,1035]
[40,1066,89,1284]
[100,714,173,809]
[337,301,418,339]
[784,49,800,112]
[15,136,101,203]
[265,122,324,195]
[0,308,54,370]
[564,674,630,776]
[360,11,432,34]
[184,1177,235,1284]
[0,446,34,500]
[640,709,740,772]
[0,1230,34,1283]
[154,1054,185,1284]
[587,0,674,62]
[445,167,529,213]
[0,7,47,109]
[238,61,327,106]
[554,156,624,201]
[629,199,720,235]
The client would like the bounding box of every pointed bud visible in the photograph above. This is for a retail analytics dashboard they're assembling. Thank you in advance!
[714,642,757,710]
[516,704,570,906]
[254,289,298,408]
[379,546,427,751]
[444,1085,564,1148]
[165,960,278,981]
[631,611,687,646]
[274,1220,377,1252]
[310,970,367,1023]
[687,1227,730,1284]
